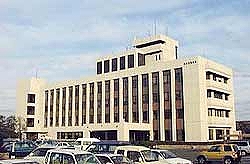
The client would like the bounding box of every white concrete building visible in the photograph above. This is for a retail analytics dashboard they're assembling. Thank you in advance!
[16,34,236,142]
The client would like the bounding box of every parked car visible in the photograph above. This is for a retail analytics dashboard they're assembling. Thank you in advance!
[86,140,130,154]
[0,141,37,159]
[151,149,192,164]
[24,145,57,164]
[229,140,250,156]
[44,148,101,164]
[95,153,134,164]
[115,145,190,164]
[0,159,39,164]
[196,144,241,164]
[74,138,100,150]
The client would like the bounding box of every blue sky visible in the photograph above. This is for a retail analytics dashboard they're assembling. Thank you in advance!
[0,0,250,120]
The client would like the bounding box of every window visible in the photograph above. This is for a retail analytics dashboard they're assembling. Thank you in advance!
[153,111,158,120]
[104,60,109,73]
[27,118,34,127]
[164,110,171,119]
[120,56,125,70]
[112,58,117,71]
[27,94,35,103]
[224,145,232,151]
[127,151,142,162]
[206,72,210,80]
[214,92,223,99]
[216,129,224,140]
[97,62,102,74]
[128,54,134,68]
[116,150,124,155]
[207,90,212,98]
[27,106,35,115]
[138,53,145,66]
[213,74,216,81]
[208,108,213,116]
[176,109,184,119]
[209,129,213,140]
[225,94,229,101]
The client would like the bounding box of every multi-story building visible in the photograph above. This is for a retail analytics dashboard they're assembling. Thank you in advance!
[16,34,236,142]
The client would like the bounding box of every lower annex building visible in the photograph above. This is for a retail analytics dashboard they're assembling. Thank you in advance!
[16,34,236,142]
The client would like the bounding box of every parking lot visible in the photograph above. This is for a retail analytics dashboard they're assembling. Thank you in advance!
[172,149,250,163]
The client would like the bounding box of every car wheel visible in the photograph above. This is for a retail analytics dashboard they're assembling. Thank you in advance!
[197,156,206,164]
[241,150,247,156]
[224,157,233,164]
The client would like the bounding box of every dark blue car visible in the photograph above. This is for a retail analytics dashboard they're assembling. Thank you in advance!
[1,141,37,158]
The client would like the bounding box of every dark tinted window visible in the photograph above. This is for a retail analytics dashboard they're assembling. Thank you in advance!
[128,55,134,68]
[138,53,145,66]
[127,151,141,162]
[117,150,125,155]
[97,62,102,74]
[96,156,111,164]
[27,94,35,103]
[27,106,35,115]
[112,58,118,72]
[224,145,232,151]
[120,56,125,70]
[209,145,221,152]
[104,60,110,73]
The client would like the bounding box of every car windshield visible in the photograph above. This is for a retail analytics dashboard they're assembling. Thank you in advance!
[160,150,177,158]
[111,155,132,164]
[75,154,94,163]
[141,150,159,162]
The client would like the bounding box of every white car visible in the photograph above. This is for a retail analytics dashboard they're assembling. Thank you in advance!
[0,159,39,164]
[95,153,134,164]
[115,145,192,164]
[115,145,175,164]
[44,148,101,164]
[24,145,57,164]
[151,149,192,164]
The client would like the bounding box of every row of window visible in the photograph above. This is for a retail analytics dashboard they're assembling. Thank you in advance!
[207,89,229,100]
[206,71,229,84]
[209,129,230,140]
[96,53,145,74]
[208,108,230,117]
[44,69,183,141]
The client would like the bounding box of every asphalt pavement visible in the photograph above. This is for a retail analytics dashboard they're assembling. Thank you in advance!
[171,149,250,164]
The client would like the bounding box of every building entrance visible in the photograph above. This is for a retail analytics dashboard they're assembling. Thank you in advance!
[90,130,117,140]
[129,130,150,142]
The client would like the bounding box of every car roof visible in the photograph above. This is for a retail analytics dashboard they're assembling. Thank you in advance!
[0,159,38,164]
[92,140,130,145]
[76,138,100,142]
[47,148,92,155]
[116,145,150,151]
[95,153,123,157]
[151,149,170,152]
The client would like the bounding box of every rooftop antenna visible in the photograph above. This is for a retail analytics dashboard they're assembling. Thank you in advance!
[165,25,168,36]
[154,19,157,36]
[35,68,38,79]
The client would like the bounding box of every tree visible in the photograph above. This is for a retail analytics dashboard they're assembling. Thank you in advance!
[0,115,18,139]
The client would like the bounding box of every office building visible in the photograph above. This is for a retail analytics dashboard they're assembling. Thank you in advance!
[16,34,236,142]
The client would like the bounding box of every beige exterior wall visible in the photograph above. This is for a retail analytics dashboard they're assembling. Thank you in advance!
[16,35,236,142]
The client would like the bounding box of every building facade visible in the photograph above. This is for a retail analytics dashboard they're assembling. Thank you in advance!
[16,34,236,142]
